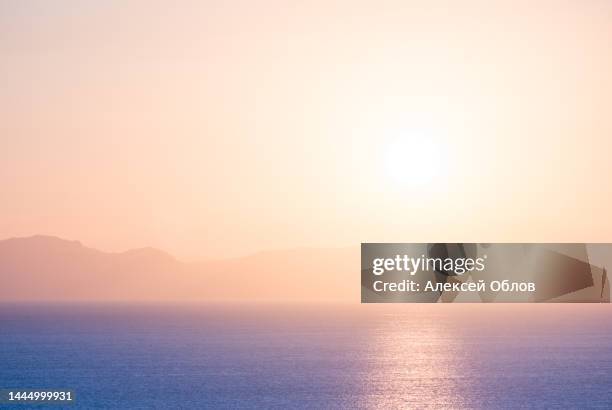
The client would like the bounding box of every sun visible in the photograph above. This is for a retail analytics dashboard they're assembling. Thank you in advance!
[382,132,446,189]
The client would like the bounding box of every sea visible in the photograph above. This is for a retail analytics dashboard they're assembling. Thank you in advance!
[0,303,611,409]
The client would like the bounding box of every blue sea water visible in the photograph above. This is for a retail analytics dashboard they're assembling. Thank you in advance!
[0,303,611,409]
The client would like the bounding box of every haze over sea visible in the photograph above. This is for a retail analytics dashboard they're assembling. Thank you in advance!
[1,303,611,409]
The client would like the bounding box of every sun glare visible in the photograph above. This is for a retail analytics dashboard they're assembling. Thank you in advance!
[382,132,446,189]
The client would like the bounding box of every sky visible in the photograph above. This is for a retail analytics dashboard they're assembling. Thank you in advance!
[1,0,612,260]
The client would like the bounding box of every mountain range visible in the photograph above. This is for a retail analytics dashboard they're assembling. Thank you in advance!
[0,236,358,302]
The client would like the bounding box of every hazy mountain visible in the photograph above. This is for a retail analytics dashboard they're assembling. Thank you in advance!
[0,236,358,302]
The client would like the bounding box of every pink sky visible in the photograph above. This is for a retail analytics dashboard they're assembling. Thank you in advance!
[1,0,611,260]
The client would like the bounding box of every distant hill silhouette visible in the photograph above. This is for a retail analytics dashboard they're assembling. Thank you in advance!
[0,236,358,302]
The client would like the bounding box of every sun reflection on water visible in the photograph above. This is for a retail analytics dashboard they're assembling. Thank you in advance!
[363,307,468,409]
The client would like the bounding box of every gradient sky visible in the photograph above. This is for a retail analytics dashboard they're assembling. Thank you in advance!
[1,0,611,260]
